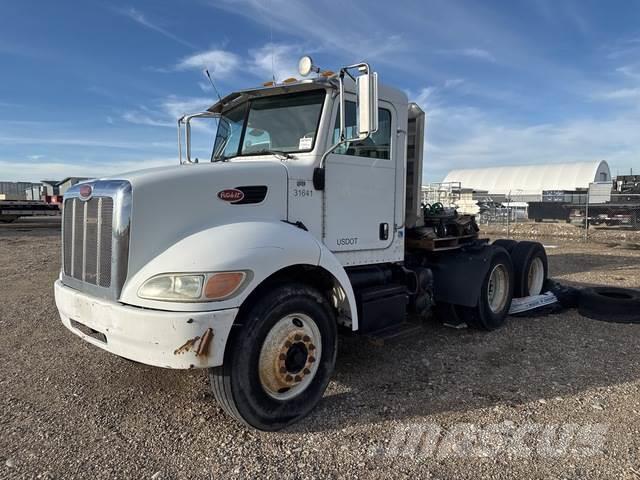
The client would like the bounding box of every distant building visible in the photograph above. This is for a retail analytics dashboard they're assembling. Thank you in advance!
[1,178,91,201]
[0,181,42,200]
[57,177,91,195]
[40,180,61,196]
[442,161,611,197]
[37,178,92,198]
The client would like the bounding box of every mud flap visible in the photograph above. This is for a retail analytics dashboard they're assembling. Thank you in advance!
[426,246,493,307]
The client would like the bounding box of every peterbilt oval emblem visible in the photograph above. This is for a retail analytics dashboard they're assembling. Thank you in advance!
[217,188,244,203]
[78,184,93,200]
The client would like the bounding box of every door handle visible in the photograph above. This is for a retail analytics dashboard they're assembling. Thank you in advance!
[379,223,389,240]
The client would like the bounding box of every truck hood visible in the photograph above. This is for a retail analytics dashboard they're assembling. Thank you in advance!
[109,160,289,276]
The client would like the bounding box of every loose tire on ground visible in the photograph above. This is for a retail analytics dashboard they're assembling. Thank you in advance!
[456,246,514,331]
[209,284,337,431]
[510,241,548,297]
[578,287,640,323]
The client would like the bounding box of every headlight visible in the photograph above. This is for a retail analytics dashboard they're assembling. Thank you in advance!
[138,271,248,302]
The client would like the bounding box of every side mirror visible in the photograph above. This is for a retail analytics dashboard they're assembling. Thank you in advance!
[315,62,378,191]
[356,71,378,139]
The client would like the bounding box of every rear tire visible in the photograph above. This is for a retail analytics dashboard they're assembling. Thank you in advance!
[209,284,337,431]
[492,239,518,254]
[457,246,514,331]
[511,241,548,297]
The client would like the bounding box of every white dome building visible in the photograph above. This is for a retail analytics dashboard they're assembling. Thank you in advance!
[442,161,611,195]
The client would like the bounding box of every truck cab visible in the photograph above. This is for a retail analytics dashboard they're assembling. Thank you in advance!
[55,58,547,430]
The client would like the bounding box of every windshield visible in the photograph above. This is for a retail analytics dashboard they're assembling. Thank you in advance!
[212,89,326,160]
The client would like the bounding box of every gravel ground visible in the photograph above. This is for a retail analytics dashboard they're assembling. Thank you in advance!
[1,217,640,479]
[482,220,640,244]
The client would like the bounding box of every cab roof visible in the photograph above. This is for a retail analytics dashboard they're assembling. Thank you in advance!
[206,75,408,113]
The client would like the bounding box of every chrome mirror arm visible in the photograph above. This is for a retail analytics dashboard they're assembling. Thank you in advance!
[177,111,222,164]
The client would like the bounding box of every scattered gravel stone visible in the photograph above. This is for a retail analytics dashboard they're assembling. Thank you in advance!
[1,218,639,479]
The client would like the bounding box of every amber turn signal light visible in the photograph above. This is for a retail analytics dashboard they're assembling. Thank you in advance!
[204,272,246,300]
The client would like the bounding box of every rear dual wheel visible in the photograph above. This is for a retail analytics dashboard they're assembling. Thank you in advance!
[209,284,337,431]
[457,246,514,331]
[493,240,548,297]
[511,241,548,297]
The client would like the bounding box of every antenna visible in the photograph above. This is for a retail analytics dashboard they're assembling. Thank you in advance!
[204,69,222,102]
[268,0,276,83]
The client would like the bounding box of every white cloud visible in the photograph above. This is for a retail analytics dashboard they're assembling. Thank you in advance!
[249,43,301,82]
[162,96,214,118]
[208,0,407,64]
[444,78,465,89]
[414,95,640,182]
[593,88,640,101]
[414,87,438,110]
[0,158,176,183]
[616,65,640,80]
[441,48,497,63]
[174,43,307,83]
[198,81,213,92]
[176,49,240,74]
[122,96,215,131]
[115,7,196,49]
[0,135,173,150]
[122,111,174,128]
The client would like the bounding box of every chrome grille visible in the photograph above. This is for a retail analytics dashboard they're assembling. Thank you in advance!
[63,197,114,287]
[63,200,74,274]
[99,199,113,287]
[61,180,131,300]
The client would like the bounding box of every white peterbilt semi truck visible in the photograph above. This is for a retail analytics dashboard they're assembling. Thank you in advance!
[54,57,548,430]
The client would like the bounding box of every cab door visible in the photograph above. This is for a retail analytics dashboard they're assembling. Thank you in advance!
[323,100,396,252]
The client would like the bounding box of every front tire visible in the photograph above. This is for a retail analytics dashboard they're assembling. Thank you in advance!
[209,284,337,431]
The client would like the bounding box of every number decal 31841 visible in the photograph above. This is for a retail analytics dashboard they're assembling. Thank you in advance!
[293,188,313,198]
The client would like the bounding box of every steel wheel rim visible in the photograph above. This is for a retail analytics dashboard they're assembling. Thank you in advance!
[527,257,545,296]
[258,313,322,401]
[487,264,509,313]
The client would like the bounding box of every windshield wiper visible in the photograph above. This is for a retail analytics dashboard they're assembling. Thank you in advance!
[252,149,293,160]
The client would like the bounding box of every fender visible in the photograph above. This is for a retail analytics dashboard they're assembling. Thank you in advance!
[120,221,359,329]
[317,243,359,330]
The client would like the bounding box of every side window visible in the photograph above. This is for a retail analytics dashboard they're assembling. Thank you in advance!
[332,101,392,159]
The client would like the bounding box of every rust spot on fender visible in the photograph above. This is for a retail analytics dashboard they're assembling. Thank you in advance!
[196,328,214,357]
[174,336,200,355]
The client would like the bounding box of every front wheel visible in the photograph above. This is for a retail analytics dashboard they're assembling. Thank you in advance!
[209,284,337,431]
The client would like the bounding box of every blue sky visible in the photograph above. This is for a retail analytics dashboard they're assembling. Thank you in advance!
[1,0,639,182]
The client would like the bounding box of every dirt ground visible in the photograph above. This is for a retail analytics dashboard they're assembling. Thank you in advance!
[1,217,640,479]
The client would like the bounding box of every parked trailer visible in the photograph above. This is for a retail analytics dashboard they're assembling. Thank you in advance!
[528,201,640,229]
[0,200,60,223]
[54,57,548,430]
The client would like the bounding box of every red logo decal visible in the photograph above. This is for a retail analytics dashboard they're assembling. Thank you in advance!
[217,188,244,203]
[79,184,93,200]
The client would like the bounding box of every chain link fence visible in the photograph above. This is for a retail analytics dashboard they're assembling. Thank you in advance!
[421,184,640,244]
[483,193,640,243]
